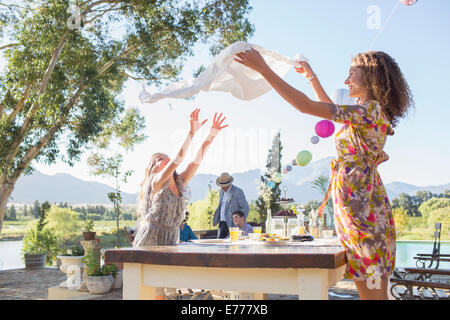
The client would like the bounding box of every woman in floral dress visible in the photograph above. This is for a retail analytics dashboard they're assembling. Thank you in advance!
[235,50,413,299]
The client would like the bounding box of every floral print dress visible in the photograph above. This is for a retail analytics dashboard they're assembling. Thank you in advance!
[327,100,396,281]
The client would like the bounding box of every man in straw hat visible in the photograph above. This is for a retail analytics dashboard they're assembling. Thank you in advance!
[213,172,249,239]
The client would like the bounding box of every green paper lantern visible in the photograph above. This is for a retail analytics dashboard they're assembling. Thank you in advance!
[296,150,312,166]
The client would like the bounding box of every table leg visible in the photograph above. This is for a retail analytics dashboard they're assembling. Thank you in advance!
[229,292,268,300]
[297,269,329,300]
[123,263,157,300]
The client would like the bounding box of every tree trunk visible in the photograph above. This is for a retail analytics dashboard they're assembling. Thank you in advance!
[0,183,14,234]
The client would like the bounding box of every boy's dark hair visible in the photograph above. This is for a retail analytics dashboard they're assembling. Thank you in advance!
[232,210,245,218]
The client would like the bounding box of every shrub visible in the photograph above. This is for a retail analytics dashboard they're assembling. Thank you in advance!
[393,207,409,235]
[21,220,59,265]
[418,198,450,221]
[46,206,82,240]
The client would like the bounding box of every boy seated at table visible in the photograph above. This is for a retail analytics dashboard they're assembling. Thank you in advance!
[232,210,253,236]
[180,211,198,242]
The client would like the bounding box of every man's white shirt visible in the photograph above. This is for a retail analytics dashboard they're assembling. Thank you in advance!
[220,187,231,222]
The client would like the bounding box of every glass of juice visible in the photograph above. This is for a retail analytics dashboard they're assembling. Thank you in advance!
[229,227,239,242]
[253,226,262,234]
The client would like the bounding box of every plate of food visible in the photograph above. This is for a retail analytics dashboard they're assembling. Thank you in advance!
[258,233,290,245]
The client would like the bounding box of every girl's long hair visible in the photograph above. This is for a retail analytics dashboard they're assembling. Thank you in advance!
[352,51,414,127]
[136,153,178,222]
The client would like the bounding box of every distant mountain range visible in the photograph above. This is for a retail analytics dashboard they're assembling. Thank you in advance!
[9,157,450,205]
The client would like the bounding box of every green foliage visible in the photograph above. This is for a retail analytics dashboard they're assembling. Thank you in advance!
[391,190,449,217]
[46,205,82,239]
[246,201,261,224]
[187,188,220,230]
[255,131,283,221]
[21,221,58,265]
[418,198,450,222]
[393,207,409,235]
[60,243,84,256]
[82,248,117,277]
[88,153,132,248]
[83,218,94,232]
[427,208,450,231]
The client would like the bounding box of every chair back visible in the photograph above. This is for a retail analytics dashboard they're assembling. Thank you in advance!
[431,223,442,268]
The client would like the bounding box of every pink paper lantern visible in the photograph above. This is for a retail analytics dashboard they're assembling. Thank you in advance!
[315,120,335,138]
[400,0,417,6]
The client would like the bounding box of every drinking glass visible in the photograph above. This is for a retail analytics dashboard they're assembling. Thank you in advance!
[229,227,239,242]
[253,226,262,234]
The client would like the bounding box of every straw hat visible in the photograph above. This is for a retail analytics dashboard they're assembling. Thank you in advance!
[216,172,234,187]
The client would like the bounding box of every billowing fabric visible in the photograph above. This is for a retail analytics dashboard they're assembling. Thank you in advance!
[139,41,298,103]
[328,100,396,281]
[133,174,190,247]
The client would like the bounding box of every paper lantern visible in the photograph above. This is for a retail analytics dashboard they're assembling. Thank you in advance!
[286,165,292,172]
[291,159,297,166]
[315,120,335,138]
[311,136,320,144]
[296,150,312,166]
[400,0,417,6]
[282,168,288,175]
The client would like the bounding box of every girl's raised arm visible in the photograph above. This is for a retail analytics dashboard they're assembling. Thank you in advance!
[152,108,207,193]
[179,112,228,186]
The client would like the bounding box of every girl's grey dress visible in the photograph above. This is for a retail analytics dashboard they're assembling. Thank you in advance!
[133,173,190,247]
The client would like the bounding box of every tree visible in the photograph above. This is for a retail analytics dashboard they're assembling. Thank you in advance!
[5,203,16,220]
[206,180,219,229]
[0,0,254,233]
[88,153,132,248]
[311,174,332,228]
[392,207,409,235]
[32,200,40,219]
[255,131,283,221]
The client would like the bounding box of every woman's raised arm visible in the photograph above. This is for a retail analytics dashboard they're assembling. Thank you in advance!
[234,49,333,120]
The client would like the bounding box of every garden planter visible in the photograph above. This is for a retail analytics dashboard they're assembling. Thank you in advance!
[86,275,114,294]
[112,270,123,289]
[24,253,47,268]
[57,255,84,290]
[83,232,96,241]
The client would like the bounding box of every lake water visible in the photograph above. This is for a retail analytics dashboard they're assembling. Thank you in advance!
[1,240,449,270]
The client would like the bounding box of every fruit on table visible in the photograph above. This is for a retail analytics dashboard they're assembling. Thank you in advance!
[274,209,296,217]
[291,234,314,242]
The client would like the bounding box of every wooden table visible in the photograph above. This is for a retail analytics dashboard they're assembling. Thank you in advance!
[104,239,347,300]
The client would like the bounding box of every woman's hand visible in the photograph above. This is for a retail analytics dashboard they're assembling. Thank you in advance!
[234,48,269,74]
[189,108,208,136]
[294,60,315,79]
[208,112,228,139]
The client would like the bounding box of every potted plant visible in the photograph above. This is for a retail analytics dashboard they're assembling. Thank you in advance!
[82,249,117,294]
[83,218,96,241]
[57,244,85,269]
[57,244,85,289]
[21,202,58,268]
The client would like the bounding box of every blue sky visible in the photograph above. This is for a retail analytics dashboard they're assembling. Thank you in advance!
[30,0,450,193]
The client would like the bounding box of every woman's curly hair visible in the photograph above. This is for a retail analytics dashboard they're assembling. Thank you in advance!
[352,51,414,127]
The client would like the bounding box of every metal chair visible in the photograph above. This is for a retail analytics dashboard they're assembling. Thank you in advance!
[413,223,450,270]
[390,267,450,300]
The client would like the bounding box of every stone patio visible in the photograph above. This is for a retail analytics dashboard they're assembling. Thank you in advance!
[0,267,359,300]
